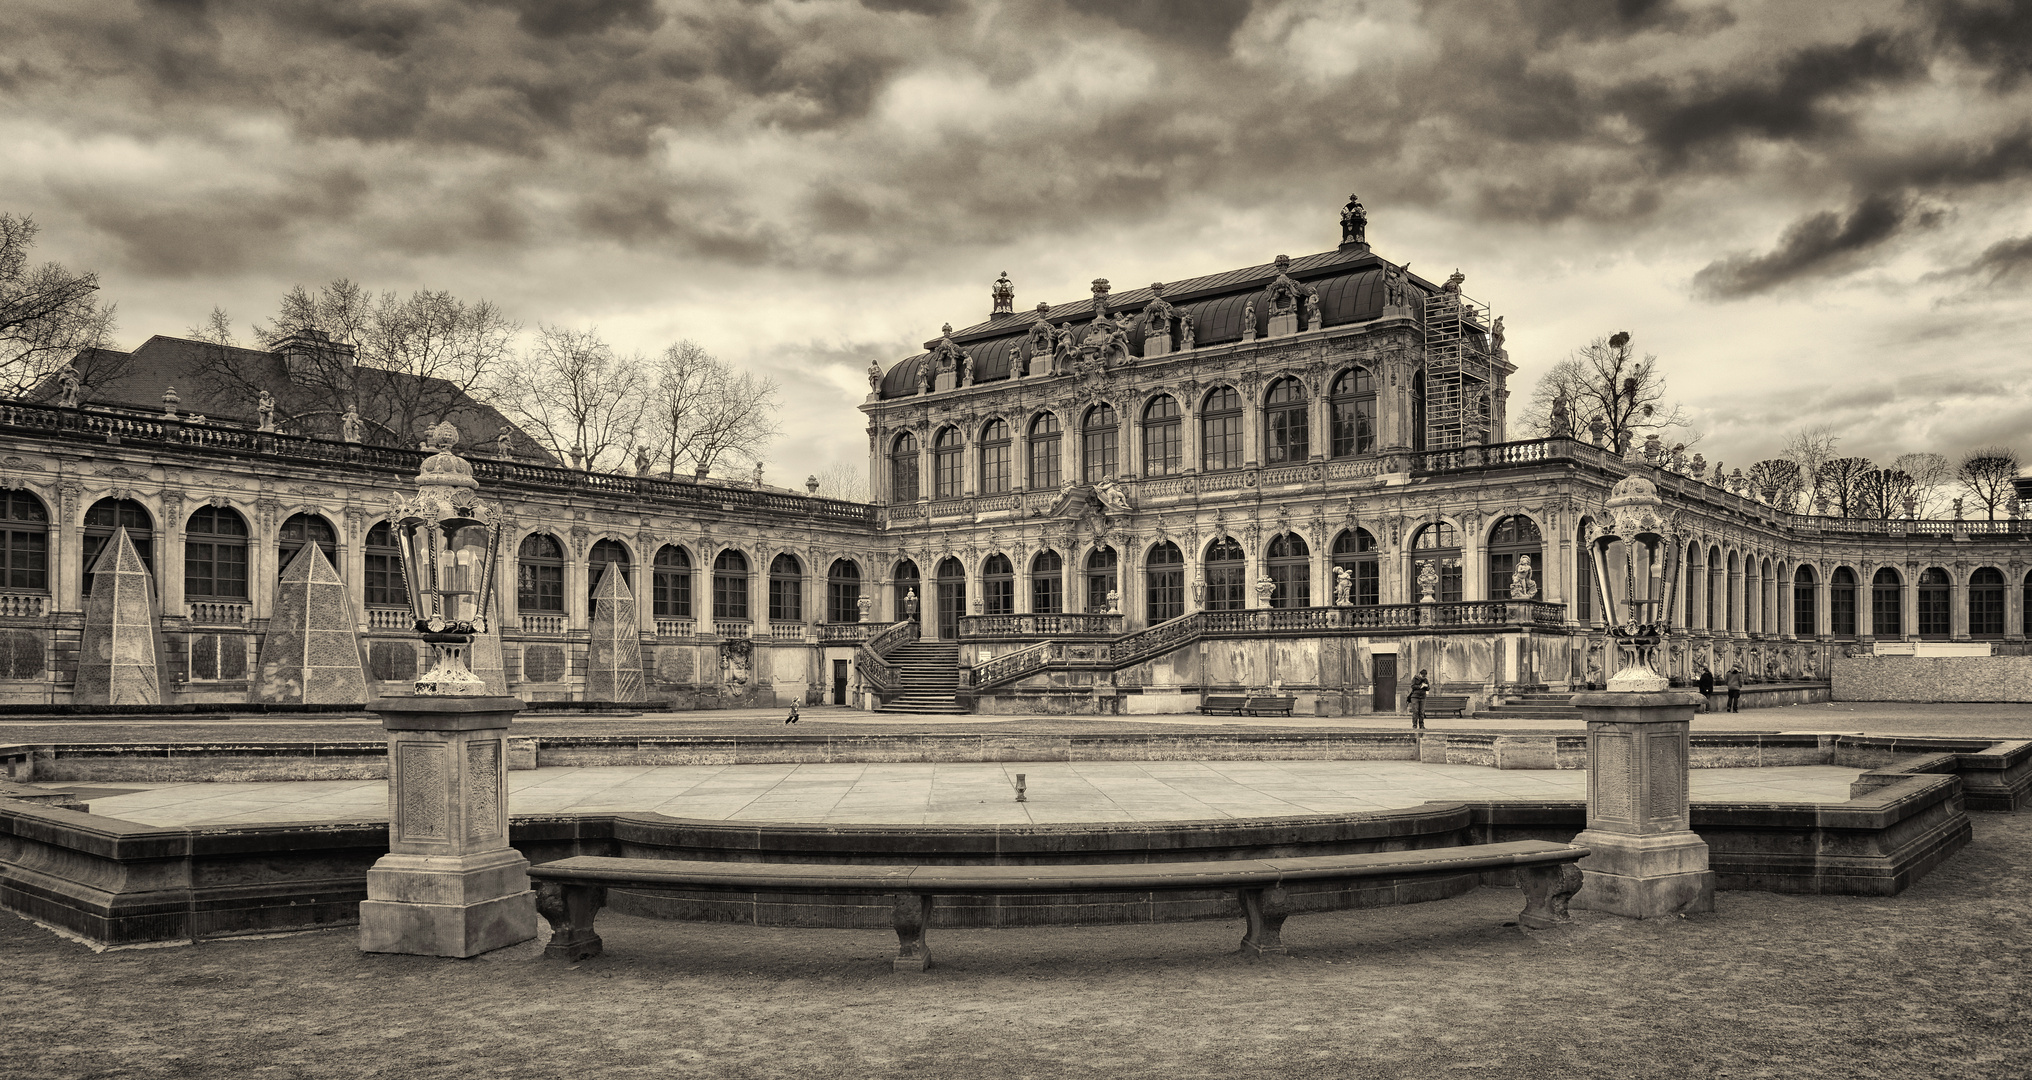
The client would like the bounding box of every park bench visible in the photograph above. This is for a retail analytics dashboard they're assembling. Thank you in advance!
[1197,694,1296,717]
[1418,695,1470,718]
[529,840,1589,970]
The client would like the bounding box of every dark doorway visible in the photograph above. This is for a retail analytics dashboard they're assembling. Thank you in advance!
[833,659,849,706]
[935,558,965,641]
[1372,654,1398,714]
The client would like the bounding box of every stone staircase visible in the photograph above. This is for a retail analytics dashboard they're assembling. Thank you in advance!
[874,642,964,714]
[1475,691,1582,721]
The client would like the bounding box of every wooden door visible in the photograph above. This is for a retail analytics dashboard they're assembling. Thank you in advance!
[832,659,849,705]
[1372,653,1397,714]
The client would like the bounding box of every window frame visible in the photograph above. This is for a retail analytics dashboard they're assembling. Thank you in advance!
[1200,387,1243,471]
[1,490,49,594]
[1145,542,1184,623]
[933,427,964,498]
[890,432,921,503]
[1141,395,1181,478]
[1081,404,1119,484]
[1263,377,1309,465]
[1030,551,1063,614]
[979,419,1012,495]
[653,545,693,619]
[1329,366,1376,458]
[714,549,752,622]
[768,553,803,623]
[185,504,250,602]
[1027,413,1062,490]
[516,533,566,614]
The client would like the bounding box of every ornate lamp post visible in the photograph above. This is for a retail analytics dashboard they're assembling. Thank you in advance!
[1571,472,1716,919]
[358,423,536,958]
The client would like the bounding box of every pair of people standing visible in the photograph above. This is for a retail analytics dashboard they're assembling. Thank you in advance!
[1696,667,1744,713]
[1406,669,1431,730]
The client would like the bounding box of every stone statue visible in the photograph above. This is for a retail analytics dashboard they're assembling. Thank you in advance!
[1025,316,1055,365]
[1053,322,1076,371]
[1241,300,1255,339]
[635,446,651,476]
[1383,262,1408,308]
[1548,394,1572,438]
[256,390,275,432]
[1304,290,1323,330]
[917,361,932,395]
[867,359,882,391]
[1105,587,1120,615]
[1491,315,1505,353]
[1078,315,1130,370]
[1265,257,1300,317]
[957,351,971,387]
[2010,494,2023,520]
[1902,492,1918,518]
[1690,453,1705,479]
[1441,269,1465,295]
[1332,565,1353,606]
[1094,479,1132,515]
[1586,415,1608,446]
[1417,560,1439,604]
[1729,467,1745,493]
[1642,433,1663,464]
[56,363,80,408]
[1142,283,1175,335]
[1340,193,1367,245]
[1191,570,1206,606]
[340,408,363,444]
[1509,555,1539,600]
[496,427,512,458]
[1178,315,1195,350]
[904,588,920,620]
[1953,497,1965,520]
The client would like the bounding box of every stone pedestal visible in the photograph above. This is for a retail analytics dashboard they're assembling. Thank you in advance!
[359,695,536,957]
[1570,690,1716,918]
[1266,312,1297,338]
[1144,332,1171,358]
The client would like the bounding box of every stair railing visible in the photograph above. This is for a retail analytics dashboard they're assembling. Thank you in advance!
[854,620,918,696]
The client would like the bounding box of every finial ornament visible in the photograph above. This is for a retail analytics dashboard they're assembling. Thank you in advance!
[1340,193,1367,245]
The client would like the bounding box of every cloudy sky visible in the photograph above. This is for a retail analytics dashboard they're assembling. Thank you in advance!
[4,0,2029,486]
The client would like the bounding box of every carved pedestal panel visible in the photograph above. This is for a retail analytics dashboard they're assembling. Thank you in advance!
[1569,690,1717,918]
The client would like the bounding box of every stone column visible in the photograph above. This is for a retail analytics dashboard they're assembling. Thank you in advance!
[359,695,535,958]
[1570,689,1716,918]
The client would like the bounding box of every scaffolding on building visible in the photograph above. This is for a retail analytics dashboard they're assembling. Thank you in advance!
[1420,287,1496,451]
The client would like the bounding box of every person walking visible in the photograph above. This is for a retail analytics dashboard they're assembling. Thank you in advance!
[785,704,800,725]
[1725,665,1743,713]
[1407,668,1431,731]
[1696,667,1715,713]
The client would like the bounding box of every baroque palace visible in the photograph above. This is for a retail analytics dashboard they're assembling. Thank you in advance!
[1,199,2027,714]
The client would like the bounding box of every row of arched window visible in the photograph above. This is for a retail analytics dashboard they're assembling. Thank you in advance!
[890,369,1381,498]
[512,536,868,622]
[1791,564,2024,639]
[64,496,356,602]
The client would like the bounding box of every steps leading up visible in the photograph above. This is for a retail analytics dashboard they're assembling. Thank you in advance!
[875,642,964,714]
[1476,692,1581,721]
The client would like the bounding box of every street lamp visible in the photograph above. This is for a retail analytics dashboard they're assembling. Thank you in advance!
[1585,472,1684,692]
[387,422,501,695]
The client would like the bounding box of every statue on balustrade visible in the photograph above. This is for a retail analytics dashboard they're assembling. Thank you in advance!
[1094,478,1132,516]
[1332,566,1353,606]
[1548,393,1572,439]
[56,363,81,408]
[1417,560,1440,604]
[1178,315,1195,350]
[340,408,363,444]
[904,588,920,621]
[1106,587,1120,615]
[256,390,276,432]
[496,426,512,458]
[1509,555,1539,600]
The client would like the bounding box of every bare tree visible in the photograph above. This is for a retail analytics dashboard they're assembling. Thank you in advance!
[810,461,868,502]
[491,325,648,471]
[1814,457,1878,517]
[1892,452,1952,518]
[1957,446,2021,519]
[1519,331,1693,450]
[1783,425,1840,511]
[1,212,119,398]
[1856,466,1915,520]
[646,339,780,477]
[1745,459,1804,510]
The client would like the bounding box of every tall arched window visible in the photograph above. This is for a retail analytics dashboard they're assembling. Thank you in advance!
[1486,516,1542,599]
[713,549,751,621]
[1145,542,1184,623]
[1575,519,1598,624]
[1330,528,1379,606]
[588,538,630,601]
[889,432,920,502]
[1201,387,1243,471]
[364,522,407,608]
[1411,522,1461,603]
[277,513,338,578]
[1266,533,1310,608]
[1,491,49,594]
[653,545,692,619]
[1082,404,1118,483]
[1204,537,1247,611]
[1028,413,1061,490]
[1917,567,1950,638]
[1871,567,1902,638]
[933,426,963,498]
[1411,370,1427,451]
[827,559,861,622]
[1725,553,1741,631]
[1707,547,1724,630]
[1030,551,1063,614]
[1969,567,2005,638]
[982,554,1015,615]
[934,557,965,638]
[517,534,565,613]
[185,505,250,601]
[1831,567,1858,637]
[979,419,1012,494]
[893,560,921,621]
[1085,546,1118,612]
[1263,377,1308,465]
[1141,395,1181,477]
[83,498,153,597]
[768,554,803,622]
[1329,367,1376,458]
[1793,565,1817,637]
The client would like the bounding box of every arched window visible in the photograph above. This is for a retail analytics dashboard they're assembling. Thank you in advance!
[1918,567,1950,638]
[1142,395,1181,477]
[364,522,407,608]
[185,505,249,601]
[277,513,338,578]
[1030,551,1063,614]
[1486,516,1542,599]
[713,549,751,621]
[1682,541,1700,629]
[1201,387,1243,471]
[1,491,49,594]
[1028,413,1062,490]
[889,432,920,502]
[1145,542,1184,623]
[1793,565,1817,637]
[1329,367,1376,458]
[1082,404,1119,483]
[1263,377,1308,465]
[1575,519,1599,624]
[1871,567,1902,638]
[893,560,921,621]
[979,419,1012,494]
[1831,567,1858,638]
[768,554,803,622]
[653,545,692,619]
[982,554,1015,616]
[1970,567,2005,638]
[1204,537,1247,611]
[1085,546,1118,612]
[83,498,153,597]
[1411,370,1426,451]
[1266,533,1310,608]
[1331,528,1379,607]
[934,557,965,639]
[827,559,861,623]
[517,534,565,613]
[1411,522,1461,603]
[588,538,630,601]
[933,427,963,498]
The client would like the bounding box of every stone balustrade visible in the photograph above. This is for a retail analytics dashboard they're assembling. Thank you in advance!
[186,601,248,625]
[655,618,695,638]
[0,592,47,618]
[520,614,566,635]
[366,607,411,630]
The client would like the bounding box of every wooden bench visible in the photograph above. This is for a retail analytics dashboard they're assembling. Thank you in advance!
[1197,694,1296,717]
[529,840,1589,970]
[1416,694,1470,718]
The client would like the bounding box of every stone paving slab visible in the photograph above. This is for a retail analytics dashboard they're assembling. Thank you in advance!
[67,760,1865,828]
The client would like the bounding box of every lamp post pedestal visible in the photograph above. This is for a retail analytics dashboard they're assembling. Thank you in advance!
[1570,690,1717,919]
[359,695,535,957]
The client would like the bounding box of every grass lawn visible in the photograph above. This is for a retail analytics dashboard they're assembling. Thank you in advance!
[6,812,2028,1078]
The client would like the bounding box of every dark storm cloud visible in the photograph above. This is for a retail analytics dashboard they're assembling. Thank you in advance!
[1922,234,2032,287]
[1514,0,1732,44]
[1921,0,2032,88]
[1063,0,1256,53]
[1691,193,1923,298]
[57,169,371,277]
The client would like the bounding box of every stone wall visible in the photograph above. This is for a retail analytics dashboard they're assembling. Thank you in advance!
[1832,655,2032,702]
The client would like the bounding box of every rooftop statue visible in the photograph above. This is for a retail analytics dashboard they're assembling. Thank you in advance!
[1441,269,1465,295]
[1266,254,1301,316]
[1383,262,1408,308]
[866,358,882,391]
[56,363,80,408]
[1548,393,1573,438]
[1340,193,1367,245]
[1178,314,1195,350]
[1491,315,1505,353]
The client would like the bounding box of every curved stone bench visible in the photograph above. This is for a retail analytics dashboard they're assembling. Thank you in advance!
[530,839,1589,970]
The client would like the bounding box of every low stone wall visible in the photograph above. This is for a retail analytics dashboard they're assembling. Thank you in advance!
[1833,655,2032,702]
